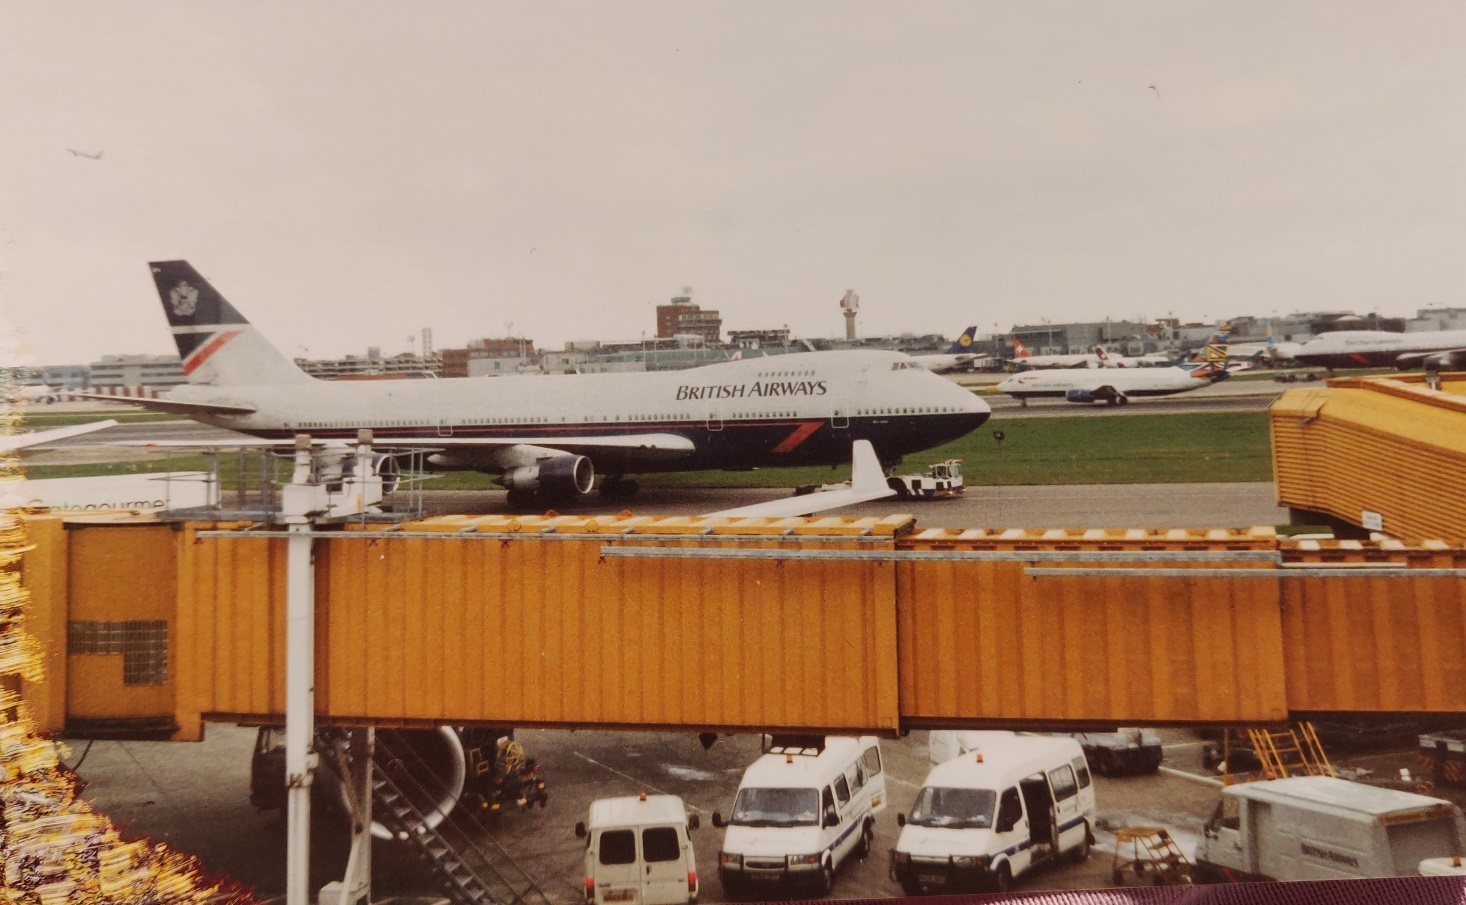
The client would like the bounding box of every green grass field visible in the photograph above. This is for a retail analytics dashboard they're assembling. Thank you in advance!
[423,411,1274,490]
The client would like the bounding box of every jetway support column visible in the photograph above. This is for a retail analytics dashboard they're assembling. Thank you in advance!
[283,435,321,905]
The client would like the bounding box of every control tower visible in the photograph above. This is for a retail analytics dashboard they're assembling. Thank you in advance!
[841,289,859,340]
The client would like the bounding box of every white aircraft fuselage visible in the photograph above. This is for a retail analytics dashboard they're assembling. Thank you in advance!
[996,363,1226,403]
[1292,329,1466,370]
[174,350,989,473]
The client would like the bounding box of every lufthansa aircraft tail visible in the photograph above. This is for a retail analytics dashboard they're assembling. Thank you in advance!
[945,326,978,355]
[149,261,312,386]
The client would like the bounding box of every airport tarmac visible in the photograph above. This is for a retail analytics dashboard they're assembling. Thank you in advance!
[68,722,1441,903]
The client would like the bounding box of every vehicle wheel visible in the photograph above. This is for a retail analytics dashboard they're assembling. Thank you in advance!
[1069,822,1091,863]
[887,478,910,501]
[994,864,1012,894]
[719,875,744,900]
[817,860,835,897]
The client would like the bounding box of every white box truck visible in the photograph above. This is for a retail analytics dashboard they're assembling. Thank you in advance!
[575,794,701,905]
[1194,776,1466,883]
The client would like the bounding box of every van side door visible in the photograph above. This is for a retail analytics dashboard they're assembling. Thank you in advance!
[820,785,843,865]
[1071,755,1097,823]
[994,787,1033,878]
[861,743,888,813]
[1046,764,1083,851]
[640,825,691,905]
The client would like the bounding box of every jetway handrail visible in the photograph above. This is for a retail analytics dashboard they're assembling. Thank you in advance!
[192,528,894,543]
[593,547,1284,563]
[1022,566,1466,578]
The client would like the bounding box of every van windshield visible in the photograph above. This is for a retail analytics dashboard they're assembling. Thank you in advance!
[730,788,819,827]
[908,787,996,829]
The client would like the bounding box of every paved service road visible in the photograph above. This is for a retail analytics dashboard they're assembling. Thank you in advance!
[72,725,1227,902]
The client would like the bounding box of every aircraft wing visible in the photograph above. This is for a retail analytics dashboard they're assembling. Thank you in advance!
[0,419,120,452]
[68,393,258,416]
[706,439,896,518]
[1396,347,1466,365]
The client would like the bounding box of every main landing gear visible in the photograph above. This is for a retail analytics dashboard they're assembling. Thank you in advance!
[599,476,640,499]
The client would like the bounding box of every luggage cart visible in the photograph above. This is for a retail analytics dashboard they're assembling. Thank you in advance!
[1111,827,1192,886]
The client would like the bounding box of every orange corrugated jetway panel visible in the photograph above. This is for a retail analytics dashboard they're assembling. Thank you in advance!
[895,527,1289,727]
[1271,374,1466,545]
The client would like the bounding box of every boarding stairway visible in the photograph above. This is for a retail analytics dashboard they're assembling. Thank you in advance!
[1245,722,1336,780]
[370,731,552,905]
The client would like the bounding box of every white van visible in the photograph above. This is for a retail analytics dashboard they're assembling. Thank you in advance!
[892,735,1097,894]
[575,794,701,905]
[712,736,887,897]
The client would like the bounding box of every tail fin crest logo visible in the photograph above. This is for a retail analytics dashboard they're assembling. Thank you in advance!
[169,282,199,317]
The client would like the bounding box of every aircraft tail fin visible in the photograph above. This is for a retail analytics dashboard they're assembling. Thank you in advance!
[148,261,312,386]
[1184,333,1230,379]
[1012,339,1031,358]
[945,326,978,355]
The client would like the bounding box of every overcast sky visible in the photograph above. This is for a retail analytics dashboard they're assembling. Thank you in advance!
[2,2,1464,366]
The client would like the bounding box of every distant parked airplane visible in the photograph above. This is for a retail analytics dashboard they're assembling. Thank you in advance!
[908,326,980,373]
[997,335,1230,405]
[1291,329,1466,371]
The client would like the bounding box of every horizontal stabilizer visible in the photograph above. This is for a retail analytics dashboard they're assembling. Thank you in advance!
[0,419,120,453]
[68,393,258,416]
[706,439,896,518]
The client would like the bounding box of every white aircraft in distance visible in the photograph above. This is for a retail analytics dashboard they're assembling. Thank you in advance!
[1009,338,1101,369]
[907,326,980,373]
[0,420,118,453]
[95,261,990,512]
[1291,328,1466,371]
[3,385,62,404]
[996,336,1230,406]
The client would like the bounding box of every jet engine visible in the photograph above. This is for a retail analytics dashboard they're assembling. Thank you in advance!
[1064,389,1099,404]
[364,727,466,840]
[251,726,466,840]
[498,455,594,498]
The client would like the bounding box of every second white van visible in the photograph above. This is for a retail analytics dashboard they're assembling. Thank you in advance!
[891,735,1097,894]
[713,736,887,897]
[575,794,701,905]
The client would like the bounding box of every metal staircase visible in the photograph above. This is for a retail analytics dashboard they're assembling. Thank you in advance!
[372,730,553,905]
[1245,722,1335,781]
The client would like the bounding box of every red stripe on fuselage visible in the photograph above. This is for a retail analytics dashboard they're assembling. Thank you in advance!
[771,421,823,453]
[183,330,243,375]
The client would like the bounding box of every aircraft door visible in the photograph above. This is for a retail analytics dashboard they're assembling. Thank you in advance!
[706,406,723,431]
[437,418,454,437]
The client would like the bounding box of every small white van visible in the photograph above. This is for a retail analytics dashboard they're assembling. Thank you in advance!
[713,736,887,897]
[576,794,701,905]
[892,735,1097,894]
